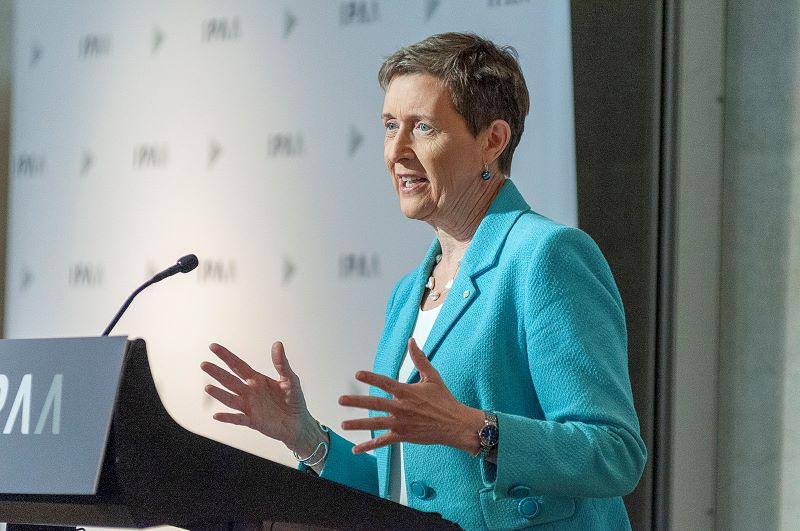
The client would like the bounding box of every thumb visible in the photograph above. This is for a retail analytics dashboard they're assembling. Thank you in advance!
[271,341,297,380]
[408,338,441,382]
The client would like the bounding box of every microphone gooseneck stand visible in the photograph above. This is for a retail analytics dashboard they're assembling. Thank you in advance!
[3,255,199,531]
[102,254,199,336]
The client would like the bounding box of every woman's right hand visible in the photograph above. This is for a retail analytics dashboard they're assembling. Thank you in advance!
[201,341,318,453]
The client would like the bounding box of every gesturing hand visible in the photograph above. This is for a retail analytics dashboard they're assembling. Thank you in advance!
[201,341,311,448]
[339,338,485,455]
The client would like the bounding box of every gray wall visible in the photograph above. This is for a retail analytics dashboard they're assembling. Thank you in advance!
[716,1,800,529]
[0,0,10,337]
[673,1,800,529]
[671,1,725,529]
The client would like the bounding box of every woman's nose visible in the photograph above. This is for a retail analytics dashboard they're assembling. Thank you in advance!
[386,132,414,163]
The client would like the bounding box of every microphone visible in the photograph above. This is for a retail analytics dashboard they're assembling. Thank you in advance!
[101,254,199,337]
[151,253,199,282]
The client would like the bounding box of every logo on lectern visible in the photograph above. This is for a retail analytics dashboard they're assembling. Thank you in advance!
[0,374,63,435]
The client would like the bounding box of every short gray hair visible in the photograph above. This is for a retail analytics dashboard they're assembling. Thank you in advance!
[378,32,530,175]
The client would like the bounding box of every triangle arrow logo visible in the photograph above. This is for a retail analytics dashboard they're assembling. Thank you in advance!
[81,151,93,176]
[282,257,295,285]
[349,127,363,157]
[425,0,441,22]
[284,10,297,39]
[21,267,33,291]
[208,140,222,168]
[153,27,165,53]
[30,44,43,67]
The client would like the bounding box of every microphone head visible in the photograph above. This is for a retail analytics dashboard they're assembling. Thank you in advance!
[177,254,199,273]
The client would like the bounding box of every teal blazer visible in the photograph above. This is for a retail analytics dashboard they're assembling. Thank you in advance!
[317,180,647,529]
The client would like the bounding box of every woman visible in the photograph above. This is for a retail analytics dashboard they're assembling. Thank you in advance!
[201,33,647,530]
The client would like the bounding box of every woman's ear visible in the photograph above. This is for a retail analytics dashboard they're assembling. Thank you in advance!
[482,119,512,168]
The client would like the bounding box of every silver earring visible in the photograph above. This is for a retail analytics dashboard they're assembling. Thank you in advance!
[481,163,491,181]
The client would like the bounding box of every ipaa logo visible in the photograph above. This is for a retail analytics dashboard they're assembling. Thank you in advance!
[0,374,63,435]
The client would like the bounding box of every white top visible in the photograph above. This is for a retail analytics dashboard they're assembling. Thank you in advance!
[389,304,442,505]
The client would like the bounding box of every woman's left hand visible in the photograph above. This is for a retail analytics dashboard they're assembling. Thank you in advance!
[339,338,485,455]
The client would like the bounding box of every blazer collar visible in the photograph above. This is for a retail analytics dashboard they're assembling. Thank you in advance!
[400,179,531,381]
[456,178,531,279]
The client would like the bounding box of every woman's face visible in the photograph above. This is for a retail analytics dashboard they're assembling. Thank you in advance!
[382,73,486,227]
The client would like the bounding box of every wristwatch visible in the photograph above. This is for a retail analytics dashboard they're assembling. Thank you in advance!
[476,411,499,459]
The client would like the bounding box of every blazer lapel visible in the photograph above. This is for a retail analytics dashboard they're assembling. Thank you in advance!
[374,242,441,500]
[380,240,442,381]
[409,179,531,381]
[374,180,530,498]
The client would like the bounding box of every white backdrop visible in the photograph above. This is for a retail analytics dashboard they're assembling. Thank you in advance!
[5,1,575,528]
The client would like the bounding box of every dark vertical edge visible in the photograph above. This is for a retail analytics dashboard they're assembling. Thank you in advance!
[712,1,729,524]
[654,1,679,529]
[570,1,664,529]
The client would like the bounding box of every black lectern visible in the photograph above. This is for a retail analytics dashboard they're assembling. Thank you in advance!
[0,338,460,530]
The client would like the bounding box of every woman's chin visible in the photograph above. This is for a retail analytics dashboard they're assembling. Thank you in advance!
[398,202,431,222]
[399,207,421,220]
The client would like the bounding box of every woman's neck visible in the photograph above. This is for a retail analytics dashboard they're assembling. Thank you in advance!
[434,178,505,261]
[436,231,471,265]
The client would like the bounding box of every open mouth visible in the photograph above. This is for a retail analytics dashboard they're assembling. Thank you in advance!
[399,175,428,191]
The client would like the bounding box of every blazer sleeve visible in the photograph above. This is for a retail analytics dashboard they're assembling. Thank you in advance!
[487,226,647,499]
[309,430,379,496]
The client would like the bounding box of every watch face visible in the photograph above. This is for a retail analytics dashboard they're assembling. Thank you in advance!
[479,424,499,446]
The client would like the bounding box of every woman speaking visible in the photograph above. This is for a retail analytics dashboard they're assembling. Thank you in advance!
[201,33,647,530]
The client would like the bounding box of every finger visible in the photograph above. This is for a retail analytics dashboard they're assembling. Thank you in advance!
[353,432,397,454]
[271,341,297,380]
[209,343,260,381]
[204,384,245,412]
[407,338,442,383]
[341,416,394,431]
[354,371,405,396]
[339,394,397,413]
[212,412,249,426]
[201,361,249,394]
